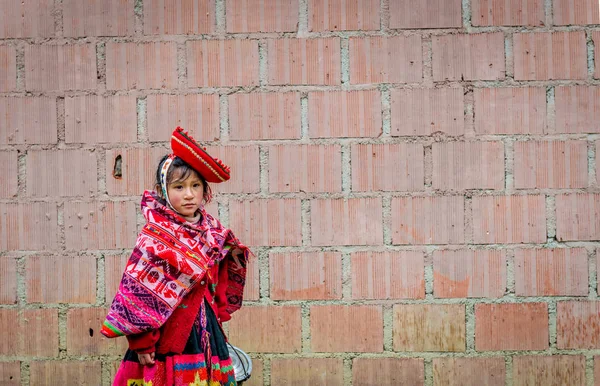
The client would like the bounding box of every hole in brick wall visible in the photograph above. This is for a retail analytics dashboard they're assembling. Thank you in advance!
[89,328,94,337]
[113,155,122,179]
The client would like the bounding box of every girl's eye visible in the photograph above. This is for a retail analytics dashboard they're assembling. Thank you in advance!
[173,186,183,190]
[193,183,201,188]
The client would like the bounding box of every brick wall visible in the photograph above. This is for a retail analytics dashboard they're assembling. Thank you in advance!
[0,0,599,385]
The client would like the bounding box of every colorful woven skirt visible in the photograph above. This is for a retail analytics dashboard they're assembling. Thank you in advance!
[113,301,237,386]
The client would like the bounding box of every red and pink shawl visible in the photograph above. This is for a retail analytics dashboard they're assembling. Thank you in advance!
[101,190,249,339]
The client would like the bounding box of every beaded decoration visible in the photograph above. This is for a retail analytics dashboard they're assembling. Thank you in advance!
[160,154,176,210]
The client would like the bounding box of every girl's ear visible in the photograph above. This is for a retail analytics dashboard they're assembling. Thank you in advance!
[155,184,163,198]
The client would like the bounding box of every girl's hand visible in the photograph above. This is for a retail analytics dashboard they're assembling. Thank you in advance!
[138,352,155,366]
[230,247,243,266]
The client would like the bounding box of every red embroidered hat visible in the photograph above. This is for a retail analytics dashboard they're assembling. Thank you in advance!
[170,127,231,183]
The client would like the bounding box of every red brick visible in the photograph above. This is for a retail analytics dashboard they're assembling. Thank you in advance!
[513,31,587,80]
[65,95,137,144]
[145,0,215,34]
[390,0,461,28]
[228,306,301,353]
[0,361,20,385]
[0,46,17,92]
[229,199,301,246]
[513,356,585,386]
[309,0,379,31]
[308,90,382,138]
[29,361,101,386]
[228,0,297,32]
[106,42,177,90]
[187,40,259,87]
[598,141,600,184]
[272,358,343,385]
[557,301,600,348]
[270,252,342,300]
[432,33,505,81]
[106,147,167,196]
[475,303,548,351]
[556,193,600,241]
[0,97,57,144]
[64,201,138,250]
[204,200,218,217]
[433,141,504,190]
[349,36,422,84]
[554,0,600,25]
[205,145,260,194]
[433,249,506,298]
[0,309,59,356]
[104,253,129,302]
[0,202,58,251]
[0,151,17,198]
[474,87,546,135]
[472,0,544,26]
[229,92,301,140]
[67,308,127,355]
[269,144,342,192]
[353,358,424,386]
[515,248,587,296]
[268,38,341,85]
[472,195,547,244]
[391,196,465,245]
[0,0,54,38]
[243,254,259,301]
[27,150,97,197]
[25,44,97,91]
[0,257,17,304]
[391,88,464,136]
[311,305,383,352]
[515,140,588,189]
[147,94,220,142]
[433,357,505,386]
[352,143,424,191]
[393,304,465,351]
[595,32,600,78]
[26,255,97,303]
[22,309,59,356]
[311,198,383,246]
[63,0,134,37]
[244,359,262,386]
[555,86,600,134]
[352,251,424,299]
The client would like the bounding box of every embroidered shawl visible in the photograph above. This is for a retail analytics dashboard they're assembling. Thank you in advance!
[101,190,249,338]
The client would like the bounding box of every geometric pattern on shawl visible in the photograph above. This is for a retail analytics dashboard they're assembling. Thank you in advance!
[101,190,249,338]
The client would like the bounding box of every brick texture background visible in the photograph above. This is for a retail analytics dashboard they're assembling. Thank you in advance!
[0,0,599,385]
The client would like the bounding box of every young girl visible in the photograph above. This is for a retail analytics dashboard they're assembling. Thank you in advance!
[102,127,250,386]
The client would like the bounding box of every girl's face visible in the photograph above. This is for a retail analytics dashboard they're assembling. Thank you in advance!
[166,168,205,221]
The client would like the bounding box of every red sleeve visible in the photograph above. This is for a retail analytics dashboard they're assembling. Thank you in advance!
[126,329,161,354]
[214,259,231,322]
